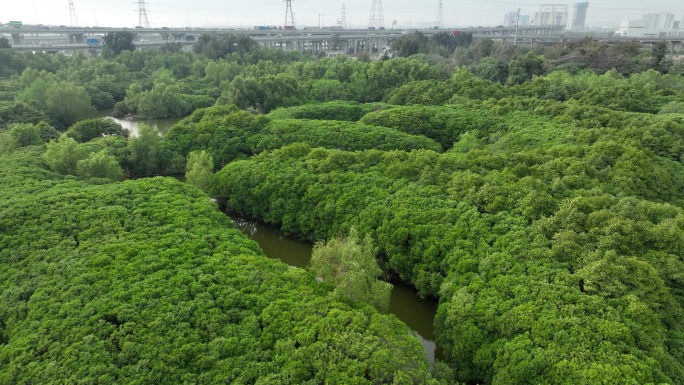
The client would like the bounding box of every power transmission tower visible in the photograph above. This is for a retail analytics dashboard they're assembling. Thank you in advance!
[68,0,79,27]
[137,0,150,28]
[514,8,521,45]
[368,0,384,29]
[284,0,295,29]
[435,0,443,29]
[338,3,348,29]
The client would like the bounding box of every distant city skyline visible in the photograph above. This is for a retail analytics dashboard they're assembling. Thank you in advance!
[4,0,684,29]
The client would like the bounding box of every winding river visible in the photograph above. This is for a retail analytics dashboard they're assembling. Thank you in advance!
[229,215,444,364]
[95,111,444,363]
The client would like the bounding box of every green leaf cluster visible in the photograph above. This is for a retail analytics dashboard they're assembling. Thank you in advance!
[309,227,392,312]
[210,96,684,383]
[165,105,442,168]
[0,148,437,384]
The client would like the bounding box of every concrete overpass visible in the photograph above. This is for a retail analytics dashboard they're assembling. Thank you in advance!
[1,25,563,48]
[2,25,681,55]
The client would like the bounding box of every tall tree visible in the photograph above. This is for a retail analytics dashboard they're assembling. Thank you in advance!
[76,151,124,180]
[103,31,136,55]
[390,32,428,57]
[8,123,42,147]
[308,227,392,312]
[42,134,88,175]
[45,82,95,128]
[126,124,164,176]
[185,150,213,192]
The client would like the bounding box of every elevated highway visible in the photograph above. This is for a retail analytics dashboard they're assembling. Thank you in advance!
[2,25,681,54]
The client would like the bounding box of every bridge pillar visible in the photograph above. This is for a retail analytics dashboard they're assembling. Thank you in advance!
[11,33,22,44]
[670,41,678,54]
[68,34,84,44]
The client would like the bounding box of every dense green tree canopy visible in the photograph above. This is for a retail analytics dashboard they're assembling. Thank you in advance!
[103,31,136,56]
[66,118,126,143]
[3,32,684,385]
[309,227,392,312]
[0,148,438,384]
[185,150,214,192]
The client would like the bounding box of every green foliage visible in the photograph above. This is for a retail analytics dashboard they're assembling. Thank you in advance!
[164,105,268,168]
[7,123,42,147]
[102,31,136,55]
[309,79,353,101]
[185,150,213,192]
[0,49,26,78]
[252,119,442,153]
[268,101,389,122]
[222,73,308,113]
[0,101,54,130]
[390,32,472,57]
[211,108,684,383]
[126,124,166,176]
[391,32,430,57]
[44,82,95,128]
[166,105,441,172]
[42,134,87,175]
[360,105,502,150]
[659,101,684,115]
[159,42,183,54]
[36,121,60,142]
[0,131,17,154]
[66,118,125,143]
[137,83,192,118]
[309,227,392,312]
[6,36,684,385]
[0,148,435,384]
[193,34,259,60]
[76,151,124,180]
[431,32,473,52]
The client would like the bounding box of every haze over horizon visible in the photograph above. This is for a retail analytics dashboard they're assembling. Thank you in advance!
[4,0,684,29]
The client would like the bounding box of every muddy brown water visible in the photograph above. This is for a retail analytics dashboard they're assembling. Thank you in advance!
[229,215,444,364]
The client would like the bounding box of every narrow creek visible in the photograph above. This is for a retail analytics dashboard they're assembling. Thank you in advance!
[229,215,444,364]
[93,111,445,363]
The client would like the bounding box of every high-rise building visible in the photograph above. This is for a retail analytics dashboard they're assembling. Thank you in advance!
[657,12,675,29]
[534,4,568,27]
[520,15,530,26]
[504,11,518,27]
[643,12,675,30]
[571,2,588,31]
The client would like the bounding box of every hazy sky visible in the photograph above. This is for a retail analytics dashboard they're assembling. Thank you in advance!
[5,0,684,29]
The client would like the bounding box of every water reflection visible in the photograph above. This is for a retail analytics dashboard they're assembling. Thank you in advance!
[229,214,443,363]
[89,108,182,137]
[109,115,181,137]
